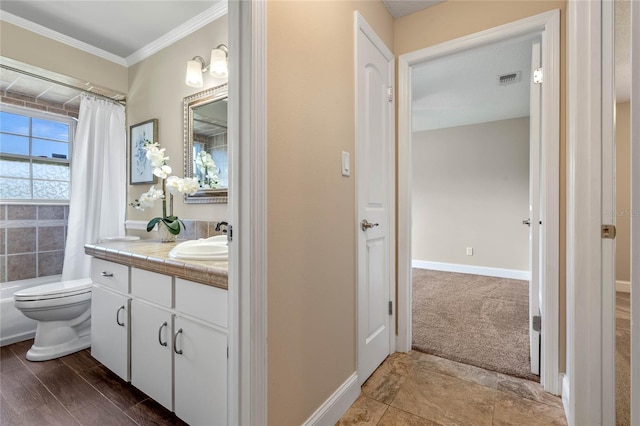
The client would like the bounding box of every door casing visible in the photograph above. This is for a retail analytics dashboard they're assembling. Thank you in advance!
[397,9,561,395]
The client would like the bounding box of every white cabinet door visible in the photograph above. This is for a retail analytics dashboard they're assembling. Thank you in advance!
[130,299,173,410]
[91,285,129,381]
[174,316,227,426]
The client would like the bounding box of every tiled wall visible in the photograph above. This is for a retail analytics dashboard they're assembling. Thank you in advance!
[177,220,227,241]
[1,90,79,118]
[0,204,69,283]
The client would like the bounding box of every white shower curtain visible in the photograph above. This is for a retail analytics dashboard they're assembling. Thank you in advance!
[62,95,126,280]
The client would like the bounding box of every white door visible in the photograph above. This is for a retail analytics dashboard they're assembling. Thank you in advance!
[355,13,395,385]
[528,41,542,375]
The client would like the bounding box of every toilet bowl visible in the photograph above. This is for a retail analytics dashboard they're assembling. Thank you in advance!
[14,278,93,361]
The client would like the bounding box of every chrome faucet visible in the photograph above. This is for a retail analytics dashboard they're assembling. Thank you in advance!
[215,221,229,233]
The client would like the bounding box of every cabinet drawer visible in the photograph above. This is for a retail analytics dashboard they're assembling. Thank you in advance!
[175,278,227,328]
[131,268,173,307]
[91,258,129,293]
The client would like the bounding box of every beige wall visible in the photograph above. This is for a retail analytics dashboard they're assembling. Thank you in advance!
[616,102,631,283]
[394,0,567,372]
[127,17,228,227]
[412,118,530,271]
[0,21,128,94]
[266,1,393,424]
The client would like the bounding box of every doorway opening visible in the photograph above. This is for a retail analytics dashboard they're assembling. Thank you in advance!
[397,9,561,395]
[409,34,539,381]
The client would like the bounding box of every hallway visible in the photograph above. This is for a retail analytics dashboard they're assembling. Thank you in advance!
[337,351,566,425]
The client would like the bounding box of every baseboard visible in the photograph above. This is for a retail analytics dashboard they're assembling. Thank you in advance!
[303,372,359,426]
[616,280,631,293]
[562,374,572,426]
[1,330,35,347]
[412,260,530,281]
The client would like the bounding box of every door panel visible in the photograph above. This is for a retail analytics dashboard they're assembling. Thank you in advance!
[91,285,129,381]
[356,16,394,385]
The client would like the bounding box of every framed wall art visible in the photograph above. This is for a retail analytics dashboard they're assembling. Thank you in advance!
[129,118,158,185]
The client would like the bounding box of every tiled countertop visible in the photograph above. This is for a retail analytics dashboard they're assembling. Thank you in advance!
[84,240,228,290]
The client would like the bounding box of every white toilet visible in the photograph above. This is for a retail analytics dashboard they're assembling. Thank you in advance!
[14,278,93,361]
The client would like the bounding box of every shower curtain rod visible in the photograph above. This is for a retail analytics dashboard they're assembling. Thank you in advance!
[1,64,126,106]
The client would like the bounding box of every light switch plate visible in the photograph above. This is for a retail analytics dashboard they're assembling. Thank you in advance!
[341,151,350,176]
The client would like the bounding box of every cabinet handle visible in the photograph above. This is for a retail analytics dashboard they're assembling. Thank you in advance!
[158,321,168,347]
[116,305,125,326]
[101,271,114,277]
[173,328,184,355]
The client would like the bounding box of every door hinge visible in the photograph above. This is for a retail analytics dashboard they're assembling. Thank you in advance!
[388,301,393,315]
[387,86,393,102]
[227,225,233,242]
[227,346,229,358]
[533,68,543,84]
[532,315,541,332]
[602,224,616,239]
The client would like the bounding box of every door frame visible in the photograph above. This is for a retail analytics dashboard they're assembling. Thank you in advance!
[229,1,268,425]
[397,9,561,395]
[354,11,397,384]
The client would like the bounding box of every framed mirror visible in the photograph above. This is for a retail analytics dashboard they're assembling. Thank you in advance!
[183,84,228,203]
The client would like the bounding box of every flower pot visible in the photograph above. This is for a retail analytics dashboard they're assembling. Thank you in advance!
[157,221,178,242]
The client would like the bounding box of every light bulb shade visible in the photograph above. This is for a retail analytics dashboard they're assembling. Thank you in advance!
[209,48,228,78]
[186,60,204,87]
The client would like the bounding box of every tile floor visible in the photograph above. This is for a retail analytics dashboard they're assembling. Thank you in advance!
[337,351,567,426]
[0,339,186,426]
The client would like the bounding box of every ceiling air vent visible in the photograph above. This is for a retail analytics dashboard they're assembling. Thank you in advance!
[497,71,522,86]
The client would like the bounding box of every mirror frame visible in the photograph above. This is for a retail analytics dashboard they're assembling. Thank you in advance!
[183,84,229,204]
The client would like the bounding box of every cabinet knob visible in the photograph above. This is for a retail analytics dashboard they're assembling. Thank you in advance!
[101,271,114,277]
[158,322,168,347]
[173,328,184,355]
[116,305,125,327]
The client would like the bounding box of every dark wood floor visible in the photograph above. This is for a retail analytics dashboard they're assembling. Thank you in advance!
[0,339,186,426]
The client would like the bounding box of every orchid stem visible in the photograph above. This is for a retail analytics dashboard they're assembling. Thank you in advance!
[161,178,167,218]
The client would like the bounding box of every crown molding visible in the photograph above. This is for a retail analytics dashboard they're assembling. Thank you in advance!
[125,2,228,67]
[0,10,127,66]
[0,1,228,69]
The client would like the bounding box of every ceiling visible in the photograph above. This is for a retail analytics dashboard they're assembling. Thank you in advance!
[382,0,444,18]
[0,1,219,61]
[0,0,633,125]
[412,34,537,132]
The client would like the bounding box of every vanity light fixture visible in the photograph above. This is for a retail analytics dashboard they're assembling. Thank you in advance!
[209,44,229,79]
[185,44,229,88]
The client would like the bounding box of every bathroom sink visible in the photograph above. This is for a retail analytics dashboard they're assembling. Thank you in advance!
[168,236,228,260]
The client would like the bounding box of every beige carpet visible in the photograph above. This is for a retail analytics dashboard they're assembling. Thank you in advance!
[412,269,538,381]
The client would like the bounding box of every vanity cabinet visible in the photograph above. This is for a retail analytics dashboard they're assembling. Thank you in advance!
[130,299,173,409]
[173,277,228,425]
[90,259,228,425]
[91,258,130,381]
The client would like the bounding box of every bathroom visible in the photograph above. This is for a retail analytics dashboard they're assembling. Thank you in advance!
[1,5,229,336]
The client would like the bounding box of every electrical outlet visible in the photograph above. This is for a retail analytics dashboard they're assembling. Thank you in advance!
[466,247,473,256]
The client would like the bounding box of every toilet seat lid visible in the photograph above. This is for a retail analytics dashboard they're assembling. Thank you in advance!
[14,278,93,301]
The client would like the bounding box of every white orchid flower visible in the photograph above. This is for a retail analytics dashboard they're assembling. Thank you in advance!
[153,165,172,179]
[131,185,164,211]
[146,146,169,167]
[181,177,199,195]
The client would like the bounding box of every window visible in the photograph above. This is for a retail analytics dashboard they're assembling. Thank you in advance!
[0,105,75,202]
